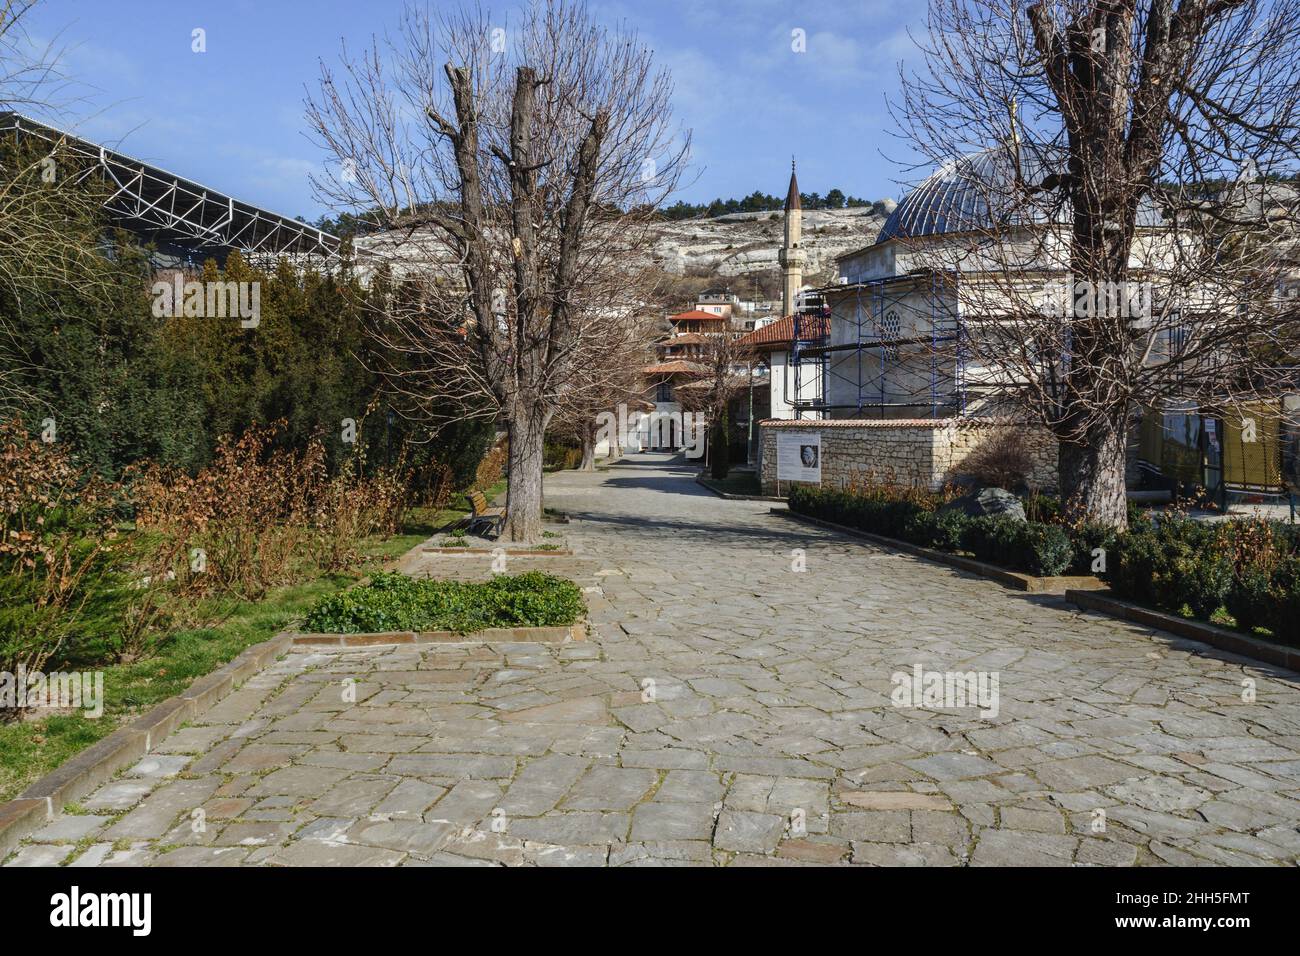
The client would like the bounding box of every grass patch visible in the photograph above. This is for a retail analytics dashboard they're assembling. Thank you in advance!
[302,571,585,634]
[0,496,483,802]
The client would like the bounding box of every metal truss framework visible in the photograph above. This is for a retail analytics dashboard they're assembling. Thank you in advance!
[1,112,339,261]
[792,272,967,417]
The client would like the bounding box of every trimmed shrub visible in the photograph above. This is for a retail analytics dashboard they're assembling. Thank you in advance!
[903,510,939,548]
[789,484,1069,575]
[1065,522,1119,575]
[794,483,1300,644]
[1104,519,1232,619]
[1226,567,1275,633]
[1024,524,1074,576]
[303,570,585,634]
[1266,559,1300,645]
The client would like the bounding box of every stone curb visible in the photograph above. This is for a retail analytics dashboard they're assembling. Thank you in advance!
[420,547,574,556]
[773,508,1106,594]
[694,476,786,502]
[1065,588,1300,674]
[288,620,586,647]
[0,631,294,860]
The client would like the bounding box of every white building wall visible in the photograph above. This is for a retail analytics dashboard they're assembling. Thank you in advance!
[768,350,824,420]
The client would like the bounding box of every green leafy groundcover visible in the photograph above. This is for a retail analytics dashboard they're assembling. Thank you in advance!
[302,571,585,634]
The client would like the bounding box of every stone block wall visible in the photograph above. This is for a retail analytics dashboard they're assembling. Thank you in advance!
[759,418,1057,495]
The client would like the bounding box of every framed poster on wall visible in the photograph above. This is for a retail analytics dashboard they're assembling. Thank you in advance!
[776,430,821,483]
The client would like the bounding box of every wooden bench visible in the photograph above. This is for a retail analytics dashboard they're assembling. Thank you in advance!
[466,490,504,536]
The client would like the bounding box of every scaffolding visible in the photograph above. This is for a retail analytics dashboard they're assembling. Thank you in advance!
[791,271,966,418]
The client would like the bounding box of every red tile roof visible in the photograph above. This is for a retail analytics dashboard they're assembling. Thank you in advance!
[669,309,727,322]
[735,314,830,350]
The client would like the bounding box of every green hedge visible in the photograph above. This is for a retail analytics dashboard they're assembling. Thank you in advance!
[303,571,585,634]
[789,486,1300,645]
[787,485,1074,576]
[1104,518,1300,644]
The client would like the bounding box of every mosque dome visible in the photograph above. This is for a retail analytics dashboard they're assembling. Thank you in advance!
[874,144,1164,245]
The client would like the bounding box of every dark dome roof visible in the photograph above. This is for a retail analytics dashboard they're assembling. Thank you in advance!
[875,145,1164,245]
[876,146,1059,244]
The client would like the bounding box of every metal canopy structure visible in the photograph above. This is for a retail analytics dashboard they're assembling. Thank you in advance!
[0,111,339,261]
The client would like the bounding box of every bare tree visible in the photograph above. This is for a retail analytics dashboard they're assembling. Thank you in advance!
[895,0,1300,527]
[305,0,687,541]
[676,329,756,479]
[549,306,659,470]
[0,0,105,409]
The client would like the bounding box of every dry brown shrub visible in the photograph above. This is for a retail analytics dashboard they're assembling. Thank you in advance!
[474,438,508,492]
[314,448,412,572]
[0,419,122,687]
[134,422,325,600]
[954,430,1034,491]
[844,467,957,511]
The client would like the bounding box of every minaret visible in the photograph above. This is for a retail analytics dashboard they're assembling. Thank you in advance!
[779,158,804,317]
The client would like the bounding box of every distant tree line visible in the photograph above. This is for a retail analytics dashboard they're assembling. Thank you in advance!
[658,187,875,220]
[307,186,885,235]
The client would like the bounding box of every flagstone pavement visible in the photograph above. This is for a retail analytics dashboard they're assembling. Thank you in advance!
[8,454,1300,867]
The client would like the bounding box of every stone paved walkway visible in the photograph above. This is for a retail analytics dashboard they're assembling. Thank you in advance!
[8,454,1300,866]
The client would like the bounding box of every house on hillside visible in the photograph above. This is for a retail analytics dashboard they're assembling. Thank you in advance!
[695,291,741,319]
[635,304,772,460]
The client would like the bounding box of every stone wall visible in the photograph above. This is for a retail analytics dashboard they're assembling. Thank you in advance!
[759,418,1057,495]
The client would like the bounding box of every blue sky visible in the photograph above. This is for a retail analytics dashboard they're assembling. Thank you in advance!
[22,0,926,221]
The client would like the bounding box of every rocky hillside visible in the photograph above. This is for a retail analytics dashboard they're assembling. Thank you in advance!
[356,201,897,289]
[647,202,895,284]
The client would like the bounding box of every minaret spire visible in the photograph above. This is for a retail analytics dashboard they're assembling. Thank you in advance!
[779,159,804,316]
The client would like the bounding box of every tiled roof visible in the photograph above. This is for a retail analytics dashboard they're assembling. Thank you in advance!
[735,314,830,350]
[669,310,727,322]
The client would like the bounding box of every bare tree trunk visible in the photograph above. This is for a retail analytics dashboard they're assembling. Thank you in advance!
[504,406,547,543]
[1058,414,1128,530]
[709,416,729,480]
[579,420,596,471]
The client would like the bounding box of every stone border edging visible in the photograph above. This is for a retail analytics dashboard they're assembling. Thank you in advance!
[0,631,294,860]
[773,508,1105,594]
[288,620,587,647]
[420,547,574,556]
[694,476,786,502]
[1066,588,1300,673]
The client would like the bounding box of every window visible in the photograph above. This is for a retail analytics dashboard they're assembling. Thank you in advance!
[880,309,901,359]
[655,381,673,402]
